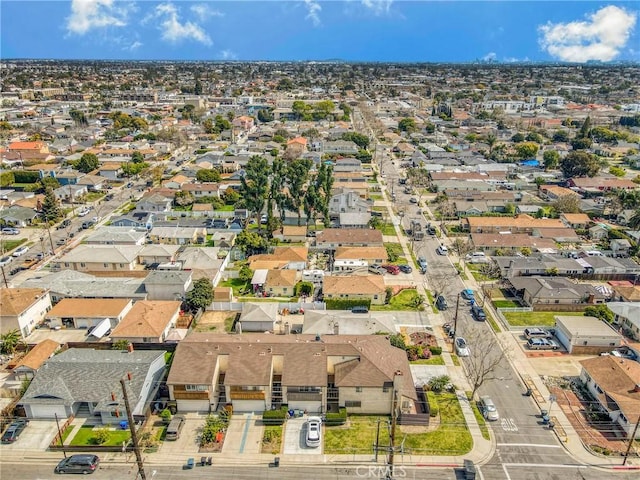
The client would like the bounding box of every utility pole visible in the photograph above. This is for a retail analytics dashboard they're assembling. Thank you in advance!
[54,413,67,458]
[1,265,7,288]
[120,377,146,480]
[387,371,402,479]
[374,418,381,462]
[453,293,461,337]
[623,414,640,466]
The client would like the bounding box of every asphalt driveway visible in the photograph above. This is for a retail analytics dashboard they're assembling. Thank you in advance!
[282,417,321,454]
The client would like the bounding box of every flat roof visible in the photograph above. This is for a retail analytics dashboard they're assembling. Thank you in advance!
[555,315,621,337]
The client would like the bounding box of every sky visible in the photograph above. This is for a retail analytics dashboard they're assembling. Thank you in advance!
[1,1,639,63]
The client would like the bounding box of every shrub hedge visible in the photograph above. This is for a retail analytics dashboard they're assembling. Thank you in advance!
[262,407,287,425]
[324,299,371,310]
[325,407,347,426]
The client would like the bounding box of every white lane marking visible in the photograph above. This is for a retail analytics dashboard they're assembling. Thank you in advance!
[497,443,562,448]
[500,418,518,432]
[502,464,512,480]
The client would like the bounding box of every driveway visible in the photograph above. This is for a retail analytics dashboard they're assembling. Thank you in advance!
[1,419,58,451]
[282,417,321,454]
[221,413,263,454]
[157,413,205,456]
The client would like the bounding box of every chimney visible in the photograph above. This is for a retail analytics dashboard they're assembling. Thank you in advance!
[127,343,134,353]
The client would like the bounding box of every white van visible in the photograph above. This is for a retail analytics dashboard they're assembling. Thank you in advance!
[466,252,489,264]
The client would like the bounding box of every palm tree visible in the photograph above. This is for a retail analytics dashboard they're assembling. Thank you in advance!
[0,329,22,355]
[629,208,640,230]
[486,133,497,155]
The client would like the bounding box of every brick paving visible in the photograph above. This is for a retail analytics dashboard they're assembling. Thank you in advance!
[550,386,629,455]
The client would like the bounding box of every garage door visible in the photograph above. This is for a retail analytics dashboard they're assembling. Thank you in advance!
[176,399,211,413]
[287,401,322,414]
[232,400,266,412]
[30,404,68,419]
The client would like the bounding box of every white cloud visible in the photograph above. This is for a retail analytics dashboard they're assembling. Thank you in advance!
[538,5,637,62]
[304,0,322,27]
[66,0,130,35]
[124,41,143,52]
[190,4,223,21]
[219,49,238,60]
[361,0,393,16]
[153,2,212,46]
[482,52,497,62]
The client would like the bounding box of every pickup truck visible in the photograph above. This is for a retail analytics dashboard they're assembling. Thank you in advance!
[20,258,38,270]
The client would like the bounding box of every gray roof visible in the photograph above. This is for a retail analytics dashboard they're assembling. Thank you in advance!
[177,247,225,269]
[144,270,192,286]
[302,310,398,335]
[240,302,278,323]
[84,227,147,244]
[19,270,147,300]
[20,348,165,413]
[0,205,38,222]
[55,244,143,264]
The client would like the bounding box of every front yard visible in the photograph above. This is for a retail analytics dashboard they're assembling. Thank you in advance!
[324,416,384,454]
[261,425,283,454]
[69,425,131,446]
[371,289,424,312]
[502,311,584,327]
[218,278,250,296]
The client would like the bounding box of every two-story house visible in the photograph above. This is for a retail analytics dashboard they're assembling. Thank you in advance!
[0,288,52,338]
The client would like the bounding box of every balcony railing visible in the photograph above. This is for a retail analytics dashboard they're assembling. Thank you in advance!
[287,391,322,401]
[173,391,210,400]
[230,391,266,400]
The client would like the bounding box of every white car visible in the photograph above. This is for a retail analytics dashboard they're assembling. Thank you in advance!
[78,209,90,217]
[12,246,29,257]
[305,416,322,448]
[0,256,12,267]
[436,245,448,256]
[455,337,470,357]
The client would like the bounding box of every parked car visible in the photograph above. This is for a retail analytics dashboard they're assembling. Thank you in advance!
[524,327,553,339]
[81,220,95,229]
[1,227,20,235]
[382,264,400,275]
[527,338,560,350]
[479,396,499,421]
[455,337,470,357]
[398,264,412,274]
[417,257,428,274]
[77,208,90,217]
[305,417,322,448]
[57,219,71,230]
[471,304,487,321]
[54,454,100,474]
[12,245,29,257]
[426,225,437,235]
[460,289,475,301]
[368,264,386,275]
[351,306,369,314]
[1,419,28,443]
[436,244,448,255]
[409,197,418,204]
[0,256,12,267]
[435,295,448,311]
[465,252,490,264]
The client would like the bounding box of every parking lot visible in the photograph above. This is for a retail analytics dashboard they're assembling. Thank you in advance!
[282,417,321,455]
[1,419,58,451]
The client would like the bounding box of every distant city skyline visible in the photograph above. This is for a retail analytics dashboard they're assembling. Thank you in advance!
[1,1,638,63]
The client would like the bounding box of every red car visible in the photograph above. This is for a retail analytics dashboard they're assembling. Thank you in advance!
[382,264,400,275]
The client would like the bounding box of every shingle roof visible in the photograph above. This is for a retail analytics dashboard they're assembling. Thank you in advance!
[0,288,48,316]
[14,339,60,372]
[55,245,142,264]
[335,246,388,261]
[46,298,132,319]
[20,348,165,413]
[266,269,298,287]
[111,300,181,339]
[323,275,385,295]
[316,228,383,245]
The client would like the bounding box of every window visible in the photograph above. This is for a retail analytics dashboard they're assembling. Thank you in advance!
[80,263,86,268]
[355,387,362,393]
[185,385,208,392]
[383,386,389,393]
[345,400,361,407]
[104,263,109,267]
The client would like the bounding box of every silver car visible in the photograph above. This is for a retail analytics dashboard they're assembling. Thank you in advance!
[480,396,499,421]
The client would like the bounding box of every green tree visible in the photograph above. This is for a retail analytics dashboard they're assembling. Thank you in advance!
[515,141,539,159]
[112,340,130,351]
[628,209,640,229]
[571,137,593,150]
[292,100,311,120]
[560,151,600,178]
[160,408,172,424]
[389,334,406,350]
[235,230,268,256]
[92,427,110,445]
[584,305,614,323]
[276,78,293,91]
[194,79,203,96]
[40,187,63,223]
[257,108,274,123]
[203,118,215,134]
[40,176,60,191]
[485,133,497,155]
[284,158,313,225]
[196,169,221,183]
[239,265,253,282]
[398,117,417,133]
[511,132,525,143]
[76,153,99,173]
[131,151,145,164]
[312,100,335,120]
[552,130,571,143]
[543,150,560,170]
[341,132,370,149]
[578,116,591,139]
[174,191,194,207]
[222,188,240,205]
[609,166,626,177]
[185,278,214,312]
[428,375,451,393]
[240,156,270,229]
[0,329,22,354]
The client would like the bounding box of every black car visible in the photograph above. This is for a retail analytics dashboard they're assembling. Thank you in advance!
[55,454,100,474]
[435,295,448,311]
[1,419,28,443]
[398,264,412,274]
[471,304,487,321]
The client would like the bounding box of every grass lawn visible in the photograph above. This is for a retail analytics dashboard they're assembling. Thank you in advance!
[411,356,445,365]
[493,300,520,308]
[451,355,461,367]
[379,223,397,236]
[261,425,283,454]
[424,290,438,314]
[372,289,424,312]
[224,315,236,332]
[502,311,584,327]
[324,416,386,454]
[219,278,250,296]
[466,392,490,441]
[69,426,131,446]
[402,392,472,455]
[369,194,383,201]
[2,238,26,252]
[485,311,501,333]
[214,205,235,211]
[60,425,75,444]
[384,242,404,260]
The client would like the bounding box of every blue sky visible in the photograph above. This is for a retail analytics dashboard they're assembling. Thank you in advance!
[1,1,638,62]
